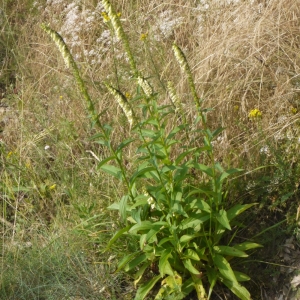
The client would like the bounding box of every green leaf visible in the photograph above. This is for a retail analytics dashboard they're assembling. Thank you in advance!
[130,166,157,186]
[233,241,263,252]
[227,203,257,221]
[134,275,162,300]
[192,199,211,213]
[166,124,186,140]
[206,266,218,299]
[215,209,231,230]
[183,249,200,261]
[183,259,200,275]
[129,221,153,233]
[99,164,122,180]
[119,195,128,222]
[115,251,140,273]
[158,237,174,247]
[89,132,105,141]
[159,248,174,276]
[174,147,198,165]
[140,234,147,250]
[130,221,167,234]
[218,168,243,183]
[107,202,131,212]
[187,187,215,198]
[181,277,196,297]
[155,272,183,299]
[140,128,158,138]
[90,131,110,146]
[213,246,248,257]
[116,138,135,153]
[105,225,131,251]
[179,235,195,244]
[134,262,151,287]
[179,215,209,230]
[213,254,237,283]
[174,166,189,183]
[97,156,115,168]
[234,271,251,282]
[166,139,179,147]
[146,228,159,244]
[212,127,225,138]
[161,165,177,173]
[221,277,251,300]
[145,118,160,127]
[171,201,188,217]
[130,196,149,209]
[125,253,147,272]
[94,139,109,147]
[194,163,213,177]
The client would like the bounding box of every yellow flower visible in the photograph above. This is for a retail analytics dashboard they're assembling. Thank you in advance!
[125,92,131,99]
[49,184,56,190]
[234,105,239,111]
[291,107,298,114]
[101,11,110,22]
[25,159,31,169]
[7,151,14,158]
[248,108,262,119]
[140,33,148,41]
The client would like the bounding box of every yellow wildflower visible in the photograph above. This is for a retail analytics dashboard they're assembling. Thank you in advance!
[291,107,298,114]
[234,105,239,111]
[101,11,110,22]
[49,184,56,190]
[140,33,148,41]
[248,108,262,119]
[7,151,14,158]
[125,92,131,99]
[25,159,31,169]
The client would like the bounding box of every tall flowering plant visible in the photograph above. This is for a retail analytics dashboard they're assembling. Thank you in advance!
[42,1,261,298]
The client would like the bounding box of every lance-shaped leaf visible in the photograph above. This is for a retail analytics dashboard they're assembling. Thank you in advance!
[215,209,231,230]
[213,245,248,257]
[159,248,174,276]
[134,275,162,300]
[100,164,122,180]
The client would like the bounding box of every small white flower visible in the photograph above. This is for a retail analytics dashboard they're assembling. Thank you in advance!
[274,132,284,141]
[217,136,224,143]
[278,115,288,124]
[246,181,256,191]
[108,255,116,262]
[45,145,50,150]
[259,145,270,156]
[286,130,294,140]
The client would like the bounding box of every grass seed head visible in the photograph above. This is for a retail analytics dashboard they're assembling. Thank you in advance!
[41,24,71,68]
[105,83,135,127]
[137,77,153,97]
